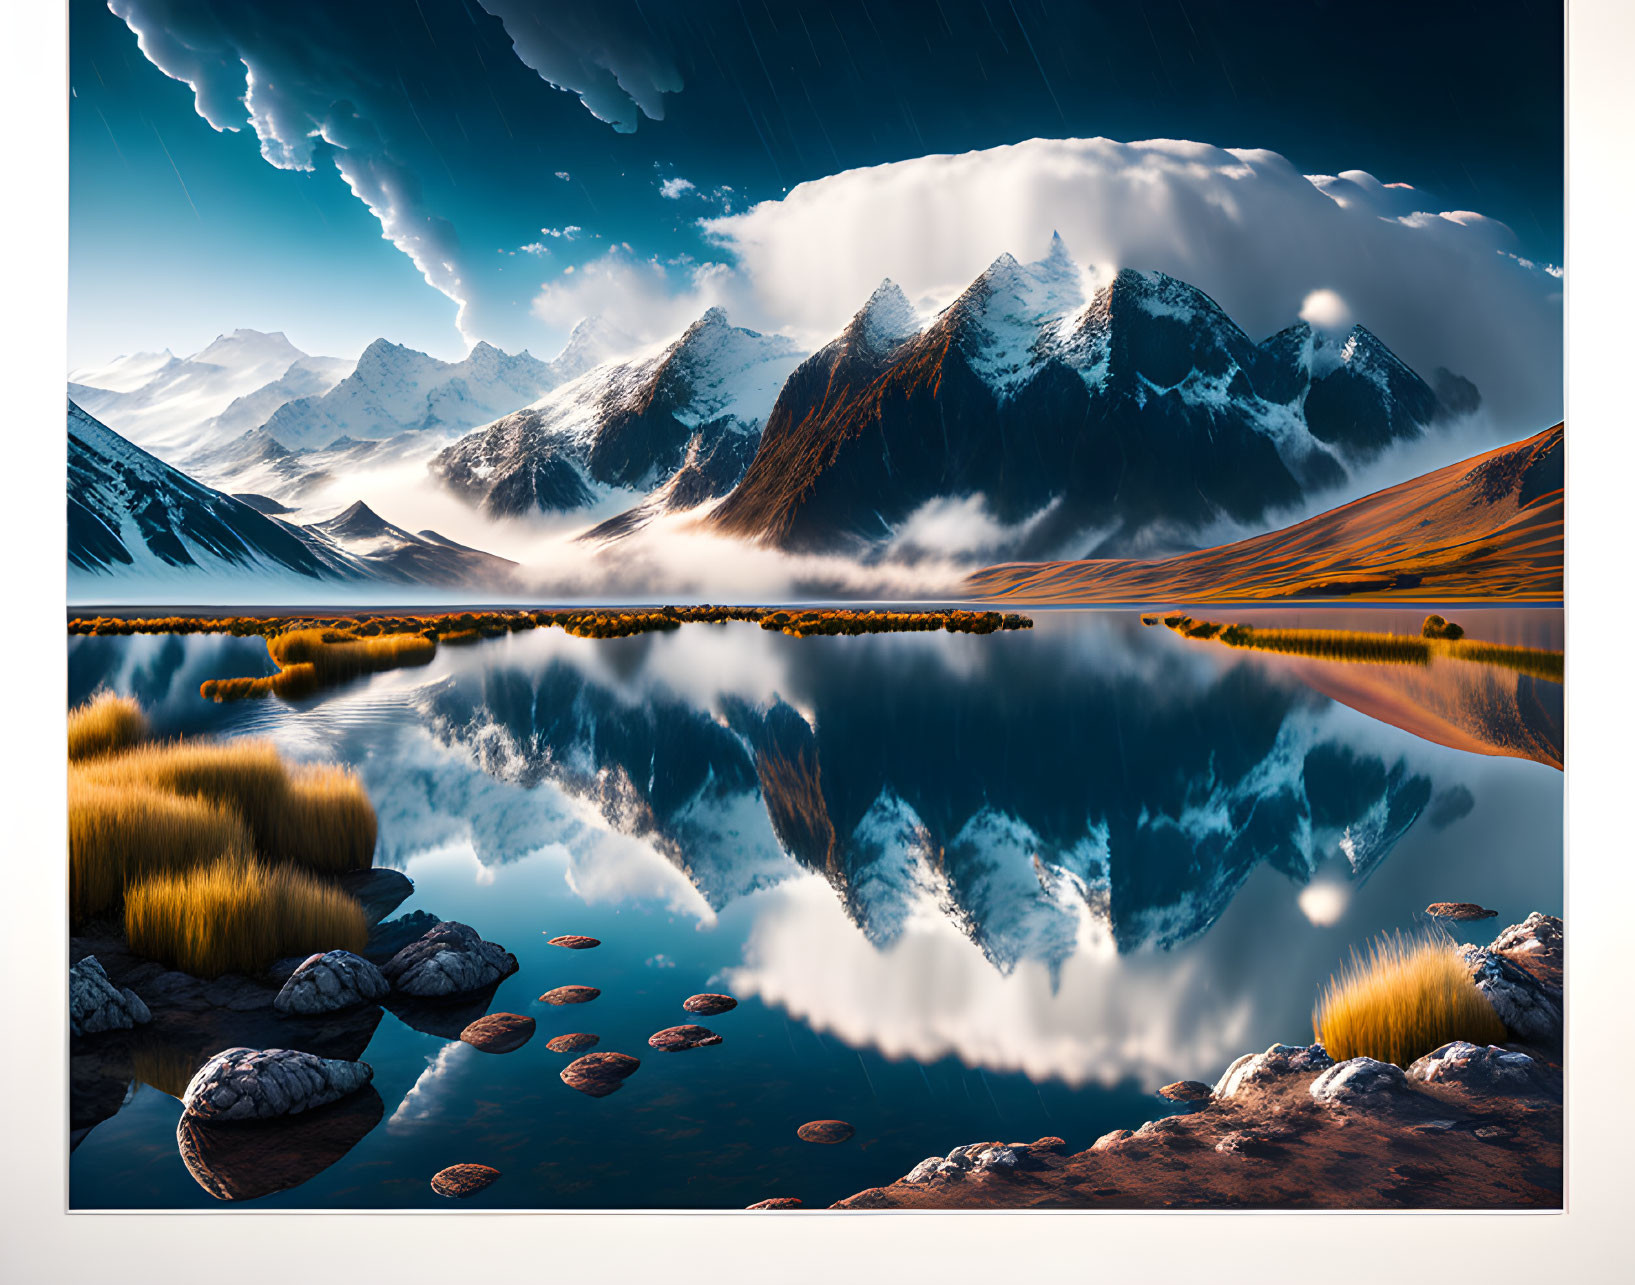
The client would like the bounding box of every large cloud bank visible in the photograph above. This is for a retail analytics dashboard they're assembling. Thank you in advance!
[560,138,1560,435]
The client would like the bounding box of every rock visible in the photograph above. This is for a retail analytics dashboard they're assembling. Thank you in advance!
[431,1163,501,1198]
[380,921,518,998]
[1309,1057,1408,1105]
[272,951,389,1016]
[1031,1136,1066,1151]
[459,1013,536,1053]
[1459,944,1562,1043]
[683,993,738,1016]
[1157,1080,1213,1103]
[1212,1126,1293,1156]
[905,1156,964,1184]
[746,1197,803,1209]
[560,1051,640,1098]
[1426,902,1498,921]
[796,1119,855,1144]
[547,934,600,949]
[361,910,440,964]
[546,1033,600,1053]
[905,1141,1039,1184]
[540,985,601,1006]
[1406,1041,1552,1095]
[1475,1125,1512,1140]
[1213,1043,1334,1099]
[182,1047,373,1122]
[1491,913,1564,989]
[69,955,151,1036]
[334,868,414,926]
[1091,1129,1133,1152]
[176,1087,384,1202]
[648,1024,723,1051]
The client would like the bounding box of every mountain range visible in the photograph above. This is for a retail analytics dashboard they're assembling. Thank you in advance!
[67,401,515,594]
[69,235,1522,594]
[711,237,1460,558]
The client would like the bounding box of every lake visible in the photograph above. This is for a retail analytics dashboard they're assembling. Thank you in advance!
[66,606,1564,1209]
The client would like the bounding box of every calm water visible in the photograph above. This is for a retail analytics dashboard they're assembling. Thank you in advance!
[67,608,1563,1209]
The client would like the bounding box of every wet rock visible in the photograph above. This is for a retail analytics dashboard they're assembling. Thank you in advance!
[797,1119,855,1144]
[1459,944,1562,1044]
[70,955,151,1036]
[335,868,414,926]
[648,1024,723,1051]
[273,951,389,1016]
[1157,1080,1213,1103]
[380,921,518,998]
[546,1033,600,1053]
[1407,1041,1553,1095]
[431,1163,501,1198]
[176,1087,384,1202]
[540,985,601,1006]
[361,910,440,965]
[1426,902,1498,921]
[1309,1057,1408,1105]
[1491,913,1565,989]
[182,1047,373,1122]
[683,993,738,1016]
[547,934,600,949]
[560,1051,640,1098]
[460,1012,536,1053]
[1214,1043,1334,1099]
[746,1197,802,1209]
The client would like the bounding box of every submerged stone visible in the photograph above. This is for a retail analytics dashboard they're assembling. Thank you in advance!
[431,1163,501,1198]
[797,1119,855,1144]
[460,1012,536,1053]
[541,985,601,1006]
[560,1051,640,1098]
[682,993,737,1016]
[547,935,601,949]
[648,1024,723,1051]
[546,1032,600,1053]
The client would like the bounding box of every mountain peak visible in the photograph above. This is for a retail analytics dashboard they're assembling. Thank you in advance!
[852,278,919,352]
[317,499,395,539]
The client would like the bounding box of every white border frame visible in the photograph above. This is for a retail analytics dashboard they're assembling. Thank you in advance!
[5,2,1629,1278]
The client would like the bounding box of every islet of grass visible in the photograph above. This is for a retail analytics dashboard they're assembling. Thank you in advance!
[1312,926,1507,1067]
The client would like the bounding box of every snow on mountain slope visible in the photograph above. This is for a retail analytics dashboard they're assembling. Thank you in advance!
[195,354,355,441]
[69,329,315,460]
[431,307,806,519]
[67,401,516,598]
[69,348,180,395]
[260,318,632,453]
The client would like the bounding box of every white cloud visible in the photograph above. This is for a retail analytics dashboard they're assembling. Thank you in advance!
[696,138,1561,434]
[659,176,697,199]
[530,246,736,343]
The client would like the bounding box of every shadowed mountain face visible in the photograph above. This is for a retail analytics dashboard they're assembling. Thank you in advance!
[410,625,1438,973]
[711,245,1451,558]
[968,424,1563,604]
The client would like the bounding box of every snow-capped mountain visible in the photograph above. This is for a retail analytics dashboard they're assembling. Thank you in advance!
[430,307,806,520]
[304,500,517,588]
[259,317,629,452]
[67,400,515,597]
[70,329,327,460]
[711,235,1461,559]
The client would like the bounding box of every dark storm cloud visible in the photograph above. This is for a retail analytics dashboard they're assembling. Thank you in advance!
[107,0,684,342]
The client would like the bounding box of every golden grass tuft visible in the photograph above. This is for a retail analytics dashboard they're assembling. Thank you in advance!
[202,628,436,702]
[68,692,148,761]
[68,776,253,922]
[124,852,367,978]
[72,739,376,880]
[1312,927,1507,1067]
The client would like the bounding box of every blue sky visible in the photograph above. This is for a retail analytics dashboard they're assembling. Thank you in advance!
[69,0,1564,369]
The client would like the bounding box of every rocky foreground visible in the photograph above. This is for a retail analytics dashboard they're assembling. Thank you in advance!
[833,914,1563,1211]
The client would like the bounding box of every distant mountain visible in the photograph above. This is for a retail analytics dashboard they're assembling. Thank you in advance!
[70,329,327,460]
[259,318,628,452]
[67,401,515,595]
[304,500,517,589]
[709,236,1458,559]
[431,307,805,521]
[966,424,1563,604]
